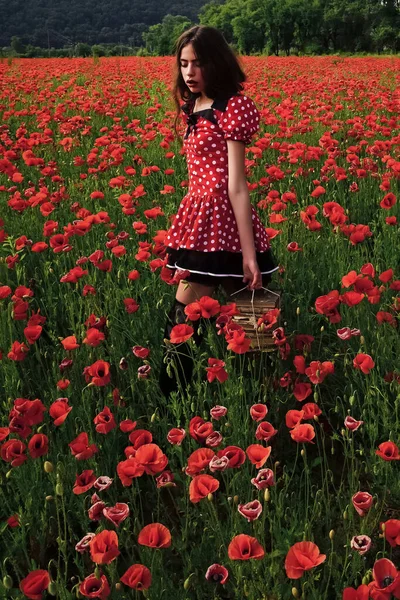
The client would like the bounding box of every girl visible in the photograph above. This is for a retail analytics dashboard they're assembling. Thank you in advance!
[159,25,278,397]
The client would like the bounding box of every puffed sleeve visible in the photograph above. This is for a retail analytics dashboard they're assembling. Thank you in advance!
[217,95,260,145]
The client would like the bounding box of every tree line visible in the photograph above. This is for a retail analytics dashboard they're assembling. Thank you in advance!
[2,0,399,57]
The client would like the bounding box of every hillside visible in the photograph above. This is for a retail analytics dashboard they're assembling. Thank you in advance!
[0,0,211,48]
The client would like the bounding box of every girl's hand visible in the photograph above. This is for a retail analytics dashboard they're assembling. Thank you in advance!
[242,256,262,290]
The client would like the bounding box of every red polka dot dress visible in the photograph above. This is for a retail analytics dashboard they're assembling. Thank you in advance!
[164,93,278,281]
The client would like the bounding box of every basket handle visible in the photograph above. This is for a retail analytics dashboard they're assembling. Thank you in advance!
[229,285,280,299]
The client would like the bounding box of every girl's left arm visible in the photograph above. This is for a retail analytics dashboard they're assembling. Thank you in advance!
[226,139,262,288]
[226,139,257,259]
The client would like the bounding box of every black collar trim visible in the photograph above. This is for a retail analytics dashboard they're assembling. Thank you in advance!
[181,94,234,116]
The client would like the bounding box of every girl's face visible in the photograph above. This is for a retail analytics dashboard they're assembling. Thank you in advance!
[180,43,206,96]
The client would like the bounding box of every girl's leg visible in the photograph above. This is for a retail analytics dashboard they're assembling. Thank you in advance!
[176,279,217,304]
[159,278,218,398]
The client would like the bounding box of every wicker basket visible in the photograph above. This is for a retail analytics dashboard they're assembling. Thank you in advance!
[230,286,282,353]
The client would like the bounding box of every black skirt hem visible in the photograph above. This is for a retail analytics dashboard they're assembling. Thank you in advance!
[166,247,278,278]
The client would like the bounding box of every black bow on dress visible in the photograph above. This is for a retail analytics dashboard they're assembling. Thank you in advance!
[181,94,233,140]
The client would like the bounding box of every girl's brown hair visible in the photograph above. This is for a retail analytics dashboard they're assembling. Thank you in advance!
[171,26,246,144]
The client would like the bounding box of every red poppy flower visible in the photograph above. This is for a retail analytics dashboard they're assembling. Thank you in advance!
[19,569,50,600]
[69,432,98,460]
[85,360,111,386]
[250,404,268,422]
[305,360,334,384]
[138,523,171,548]
[350,535,371,556]
[120,564,151,590]
[290,424,315,443]
[103,503,130,528]
[189,416,213,443]
[344,416,364,431]
[89,530,120,565]
[167,427,186,446]
[61,335,80,350]
[79,573,110,599]
[217,445,246,468]
[228,534,265,560]
[380,192,396,209]
[205,358,229,383]
[285,410,304,428]
[342,584,369,600]
[371,558,400,595]
[49,399,72,426]
[226,329,252,354]
[117,458,144,486]
[381,519,400,547]
[186,448,215,476]
[128,429,153,449]
[73,470,97,495]
[94,406,116,434]
[238,500,263,522]
[134,443,168,475]
[210,405,228,420]
[1,439,27,467]
[284,541,326,579]
[246,444,271,468]
[28,433,48,458]
[376,441,400,461]
[315,290,341,323]
[251,468,275,490]
[293,381,313,402]
[83,328,105,347]
[205,564,229,584]
[301,403,322,420]
[169,324,194,344]
[189,474,219,503]
[353,353,374,374]
[352,491,373,516]
[255,421,277,442]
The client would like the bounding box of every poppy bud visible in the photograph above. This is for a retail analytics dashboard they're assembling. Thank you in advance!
[46,495,54,502]
[115,583,122,591]
[360,336,365,345]
[301,448,305,457]
[184,575,193,590]
[55,483,63,496]
[341,429,346,436]
[320,326,324,332]
[381,522,386,532]
[233,495,239,504]
[292,588,299,598]
[331,446,335,455]
[343,509,348,520]
[6,470,12,479]
[296,307,300,315]
[44,461,54,473]
[274,461,280,469]
[349,395,355,405]
[313,415,319,422]
[94,566,101,579]
[264,489,270,502]
[3,575,13,590]
[329,529,335,540]
[207,493,213,502]
[313,391,318,402]
[150,412,157,423]
[119,357,128,370]
[191,402,195,412]
[48,582,57,596]
[362,570,372,585]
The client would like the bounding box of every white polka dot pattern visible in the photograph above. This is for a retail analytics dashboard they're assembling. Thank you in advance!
[216,95,260,145]
[164,93,270,254]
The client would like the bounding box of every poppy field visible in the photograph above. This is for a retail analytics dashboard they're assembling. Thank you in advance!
[0,55,399,599]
